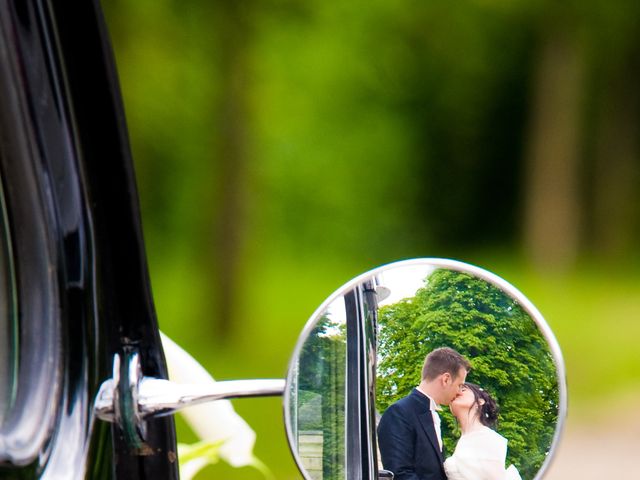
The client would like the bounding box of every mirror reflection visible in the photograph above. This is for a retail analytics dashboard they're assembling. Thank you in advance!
[287,259,564,480]
[289,301,347,480]
[375,265,559,480]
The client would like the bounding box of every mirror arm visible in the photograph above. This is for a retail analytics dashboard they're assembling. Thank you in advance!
[94,352,285,445]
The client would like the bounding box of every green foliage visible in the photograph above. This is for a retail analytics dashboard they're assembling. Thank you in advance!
[177,441,223,480]
[177,441,274,480]
[377,269,559,480]
[100,1,640,478]
[296,316,346,480]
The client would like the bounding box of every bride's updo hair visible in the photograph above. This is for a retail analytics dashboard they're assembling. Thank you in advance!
[464,383,499,428]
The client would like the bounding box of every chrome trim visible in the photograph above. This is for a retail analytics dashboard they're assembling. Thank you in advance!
[95,352,285,433]
[135,378,286,417]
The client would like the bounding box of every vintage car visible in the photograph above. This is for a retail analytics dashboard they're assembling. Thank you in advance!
[0,1,566,479]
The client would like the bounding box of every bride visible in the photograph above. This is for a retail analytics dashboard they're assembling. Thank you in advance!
[444,383,522,480]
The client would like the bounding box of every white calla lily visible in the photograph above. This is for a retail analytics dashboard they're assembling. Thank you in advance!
[160,332,264,478]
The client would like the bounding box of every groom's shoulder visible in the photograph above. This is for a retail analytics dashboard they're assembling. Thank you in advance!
[385,391,418,413]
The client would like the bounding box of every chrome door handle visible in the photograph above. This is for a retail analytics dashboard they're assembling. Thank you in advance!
[94,350,285,447]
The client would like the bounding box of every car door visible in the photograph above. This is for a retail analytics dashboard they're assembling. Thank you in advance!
[0,0,178,477]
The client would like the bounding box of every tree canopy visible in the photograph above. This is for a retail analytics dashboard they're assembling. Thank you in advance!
[377,269,559,479]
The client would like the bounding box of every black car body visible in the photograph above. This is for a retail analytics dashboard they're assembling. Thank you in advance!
[0,0,178,477]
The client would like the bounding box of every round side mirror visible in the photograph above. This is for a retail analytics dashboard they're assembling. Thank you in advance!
[285,258,566,480]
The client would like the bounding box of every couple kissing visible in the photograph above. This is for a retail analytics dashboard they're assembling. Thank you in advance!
[377,347,522,480]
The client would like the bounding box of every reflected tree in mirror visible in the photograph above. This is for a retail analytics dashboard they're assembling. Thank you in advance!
[377,269,559,480]
[291,309,346,480]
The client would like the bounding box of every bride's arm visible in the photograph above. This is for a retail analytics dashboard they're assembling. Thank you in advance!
[480,458,509,480]
[459,430,509,480]
[451,455,506,480]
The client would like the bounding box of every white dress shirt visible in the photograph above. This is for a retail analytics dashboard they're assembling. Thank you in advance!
[416,387,443,451]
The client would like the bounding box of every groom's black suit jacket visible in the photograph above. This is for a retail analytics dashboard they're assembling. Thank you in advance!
[377,389,446,480]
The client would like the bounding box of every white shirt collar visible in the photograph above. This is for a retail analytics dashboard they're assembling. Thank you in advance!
[416,386,443,411]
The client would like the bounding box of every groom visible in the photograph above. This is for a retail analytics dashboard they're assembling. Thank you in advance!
[377,347,471,480]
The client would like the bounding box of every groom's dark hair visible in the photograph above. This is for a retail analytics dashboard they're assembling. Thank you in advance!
[422,347,471,381]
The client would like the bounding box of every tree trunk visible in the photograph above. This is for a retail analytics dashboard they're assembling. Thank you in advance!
[523,31,585,271]
[591,53,640,259]
[210,1,253,339]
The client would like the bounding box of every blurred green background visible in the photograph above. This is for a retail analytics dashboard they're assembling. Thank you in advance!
[102,0,640,478]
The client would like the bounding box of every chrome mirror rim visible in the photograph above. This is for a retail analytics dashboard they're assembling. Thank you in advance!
[283,257,567,480]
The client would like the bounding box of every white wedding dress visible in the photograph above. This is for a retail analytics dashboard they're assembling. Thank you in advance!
[443,427,523,480]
